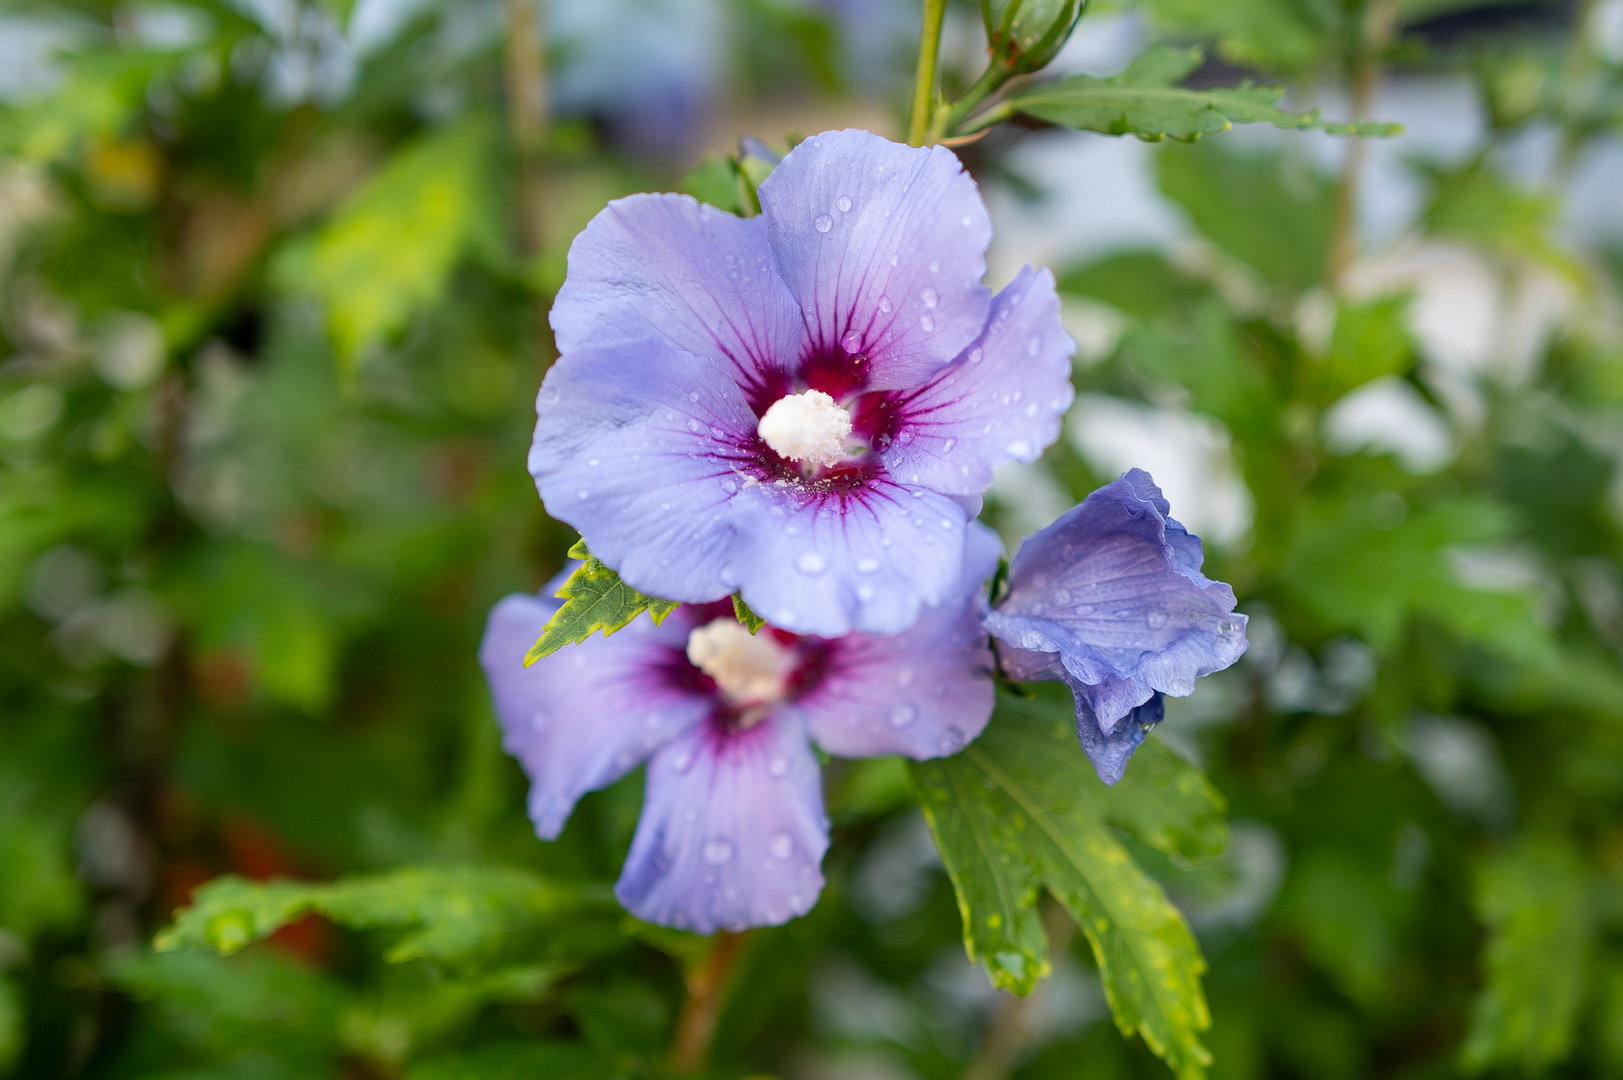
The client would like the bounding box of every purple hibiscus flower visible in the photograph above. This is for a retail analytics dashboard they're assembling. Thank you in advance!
[986,470,1249,784]
[478,529,1000,933]
[530,128,1074,638]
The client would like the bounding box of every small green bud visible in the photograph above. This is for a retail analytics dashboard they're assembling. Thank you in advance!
[983,0,1088,75]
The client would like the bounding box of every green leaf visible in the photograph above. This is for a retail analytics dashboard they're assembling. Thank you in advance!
[0,794,82,939]
[155,867,615,966]
[525,543,679,664]
[406,1042,607,1080]
[679,154,748,216]
[1462,838,1592,1074]
[109,948,346,1056]
[0,976,20,1074]
[1317,295,1417,400]
[1005,46,1400,142]
[0,49,180,163]
[1140,0,1334,74]
[275,116,501,369]
[732,592,765,634]
[1425,165,1579,279]
[1281,494,1555,659]
[910,685,1224,1080]
[1157,139,1336,290]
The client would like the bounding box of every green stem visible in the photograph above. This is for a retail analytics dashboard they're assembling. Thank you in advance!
[932,62,1014,142]
[907,0,949,146]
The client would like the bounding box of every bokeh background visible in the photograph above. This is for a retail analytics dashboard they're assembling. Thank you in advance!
[2,0,1622,1077]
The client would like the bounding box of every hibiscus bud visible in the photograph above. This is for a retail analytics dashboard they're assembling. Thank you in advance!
[983,0,1087,75]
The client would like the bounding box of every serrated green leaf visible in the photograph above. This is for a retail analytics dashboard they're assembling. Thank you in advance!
[910,686,1222,1080]
[155,867,615,966]
[1005,46,1400,142]
[525,549,679,664]
[732,592,765,634]
[1462,838,1592,1074]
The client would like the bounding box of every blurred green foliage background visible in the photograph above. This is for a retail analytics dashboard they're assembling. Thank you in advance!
[1,0,1622,1077]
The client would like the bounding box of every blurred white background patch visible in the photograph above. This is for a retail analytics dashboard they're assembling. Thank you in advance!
[1407,714,1516,828]
[1322,375,1455,473]
[1066,395,1253,546]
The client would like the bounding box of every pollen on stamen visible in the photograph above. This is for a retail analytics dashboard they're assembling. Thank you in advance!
[686,618,794,709]
[757,390,852,468]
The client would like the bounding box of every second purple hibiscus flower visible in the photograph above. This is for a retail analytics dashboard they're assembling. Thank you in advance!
[530,128,1074,638]
[480,530,1001,934]
[987,470,1249,783]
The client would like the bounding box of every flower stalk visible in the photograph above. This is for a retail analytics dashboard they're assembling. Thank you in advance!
[908,0,949,145]
[669,931,748,1074]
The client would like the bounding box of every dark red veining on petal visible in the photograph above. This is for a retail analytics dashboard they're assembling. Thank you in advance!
[798,343,871,402]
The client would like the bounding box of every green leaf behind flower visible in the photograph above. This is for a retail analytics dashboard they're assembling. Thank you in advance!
[1002,46,1401,142]
[155,866,616,967]
[1462,838,1593,1074]
[911,685,1226,1080]
[525,541,680,665]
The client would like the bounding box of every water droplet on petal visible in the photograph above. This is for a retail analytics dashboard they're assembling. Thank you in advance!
[889,253,900,266]
[770,832,793,859]
[769,755,789,777]
[1006,439,1032,457]
[841,331,862,353]
[835,195,852,212]
[920,314,934,332]
[1027,335,1042,356]
[968,348,983,364]
[703,838,734,865]
[920,287,938,309]
[671,748,695,773]
[928,260,941,273]
[890,703,917,728]
[688,391,699,402]
[942,437,956,452]
[577,489,589,500]
[939,726,966,753]
[1021,631,1042,649]
[1025,402,1039,417]
[814,214,833,233]
[878,296,893,313]
[797,552,826,575]
[1147,609,1169,629]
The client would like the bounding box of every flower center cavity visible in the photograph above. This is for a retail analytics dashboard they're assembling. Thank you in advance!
[686,618,795,710]
[757,389,852,468]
